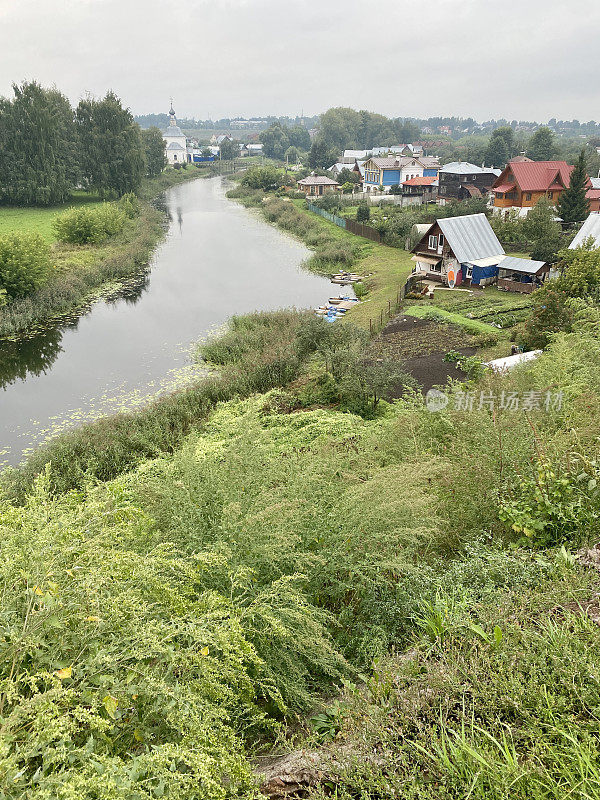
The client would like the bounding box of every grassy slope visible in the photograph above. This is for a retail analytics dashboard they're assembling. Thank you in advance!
[2,318,600,798]
[290,199,415,330]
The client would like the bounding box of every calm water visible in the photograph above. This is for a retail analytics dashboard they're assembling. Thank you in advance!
[0,177,329,466]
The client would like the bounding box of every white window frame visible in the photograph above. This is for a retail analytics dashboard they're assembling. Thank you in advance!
[428,235,438,250]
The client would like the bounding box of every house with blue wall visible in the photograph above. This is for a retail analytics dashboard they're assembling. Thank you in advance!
[362,156,425,192]
[411,213,505,287]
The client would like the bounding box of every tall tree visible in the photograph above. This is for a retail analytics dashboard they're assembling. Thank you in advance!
[259,122,290,159]
[219,137,239,160]
[484,126,515,167]
[76,92,146,197]
[527,126,556,161]
[557,150,590,224]
[308,138,339,169]
[142,126,166,177]
[0,81,79,206]
[288,125,311,151]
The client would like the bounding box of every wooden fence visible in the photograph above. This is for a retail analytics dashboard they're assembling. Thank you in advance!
[306,202,381,243]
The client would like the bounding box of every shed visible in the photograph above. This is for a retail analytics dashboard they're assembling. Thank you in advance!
[497,256,549,293]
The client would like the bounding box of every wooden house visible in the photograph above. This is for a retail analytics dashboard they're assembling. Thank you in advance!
[437,162,500,204]
[297,175,340,196]
[491,159,596,215]
[411,213,505,287]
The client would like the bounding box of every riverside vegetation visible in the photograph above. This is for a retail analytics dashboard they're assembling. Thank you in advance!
[1,276,600,796]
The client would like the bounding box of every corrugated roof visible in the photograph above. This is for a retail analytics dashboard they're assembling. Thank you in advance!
[439,161,497,175]
[590,177,600,189]
[499,256,547,275]
[493,183,516,193]
[437,213,505,264]
[569,212,600,249]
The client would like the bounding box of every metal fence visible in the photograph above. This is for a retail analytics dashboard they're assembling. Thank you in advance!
[306,203,381,242]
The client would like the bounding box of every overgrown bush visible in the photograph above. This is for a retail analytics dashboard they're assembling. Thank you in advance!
[118,191,141,219]
[0,232,52,300]
[53,202,127,244]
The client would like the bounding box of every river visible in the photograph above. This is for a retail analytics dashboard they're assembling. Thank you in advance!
[0,177,330,468]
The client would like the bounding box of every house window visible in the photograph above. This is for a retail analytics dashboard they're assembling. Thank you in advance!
[465,266,473,279]
[428,235,438,249]
[431,262,442,272]
[438,234,444,247]
[526,192,532,201]
[548,191,554,199]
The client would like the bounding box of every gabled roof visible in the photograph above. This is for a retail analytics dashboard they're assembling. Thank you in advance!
[499,256,547,275]
[367,156,423,169]
[436,213,505,264]
[569,212,600,249]
[494,160,574,192]
[419,156,440,168]
[297,175,339,186]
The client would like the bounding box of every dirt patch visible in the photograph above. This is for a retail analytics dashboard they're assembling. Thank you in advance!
[368,315,478,393]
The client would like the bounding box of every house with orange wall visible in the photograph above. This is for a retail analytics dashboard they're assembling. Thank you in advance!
[492,159,597,216]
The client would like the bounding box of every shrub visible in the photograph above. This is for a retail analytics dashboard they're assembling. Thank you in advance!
[0,232,52,300]
[53,203,127,245]
[356,203,370,222]
[240,165,280,191]
[118,192,141,219]
[516,285,573,350]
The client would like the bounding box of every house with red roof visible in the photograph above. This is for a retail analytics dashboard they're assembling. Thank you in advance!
[401,176,438,205]
[492,159,596,216]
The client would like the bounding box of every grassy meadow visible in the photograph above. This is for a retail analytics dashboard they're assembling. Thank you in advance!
[0,192,102,242]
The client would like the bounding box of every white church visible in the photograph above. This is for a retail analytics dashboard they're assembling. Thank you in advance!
[163,103,188,165]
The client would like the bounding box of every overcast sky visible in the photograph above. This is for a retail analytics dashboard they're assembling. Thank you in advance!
[0,0,598,122]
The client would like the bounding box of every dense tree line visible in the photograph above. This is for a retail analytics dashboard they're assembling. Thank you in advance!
[0,82,166,206]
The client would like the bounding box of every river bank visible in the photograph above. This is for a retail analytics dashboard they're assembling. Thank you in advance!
[0,168,205,341]
[1,294,599,799]
[0,176,328,470]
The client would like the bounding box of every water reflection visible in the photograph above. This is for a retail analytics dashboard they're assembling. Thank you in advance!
[0,328,64,390]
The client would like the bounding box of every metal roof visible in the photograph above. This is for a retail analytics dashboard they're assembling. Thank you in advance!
[494,160,573,192]
[166,141,185,150]
[499,256,548,275]
[439,161,495,175]
[437,213,505,264]
[569,212,600,249]
[297,175,339,185]
[164,125,185,138]
[591,177,600,190]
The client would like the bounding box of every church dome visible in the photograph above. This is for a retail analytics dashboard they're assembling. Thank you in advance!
[165,125,185,138]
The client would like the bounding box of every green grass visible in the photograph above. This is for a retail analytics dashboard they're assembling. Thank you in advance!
[402,303,508,337]
[0,192,103,242]
[292,200,415,330]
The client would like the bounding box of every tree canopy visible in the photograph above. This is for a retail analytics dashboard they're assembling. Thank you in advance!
[76,92,146,197]
[526,127,557,161]
[557,150,590,224]
[0,82,79,205]
[142,126,166,178]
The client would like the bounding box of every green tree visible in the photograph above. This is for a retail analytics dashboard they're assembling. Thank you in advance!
[484,126,515,167]
[219,137,239,160]
[557,150,590,224]
[517,285,573,350]
[0,232,52,299]
[259,122,290,159]
[284,145,301,164]
[527,126,556,161]
[141,126,166,177]
[556,245,600,297]
[76,92,146,197]
[522,198,563,263]
[240,165,280,190]
[288,125,311,150]
[356,203,370,222]
[337,168,359,185]
[308,139,339,169]
[0,81,79,206]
